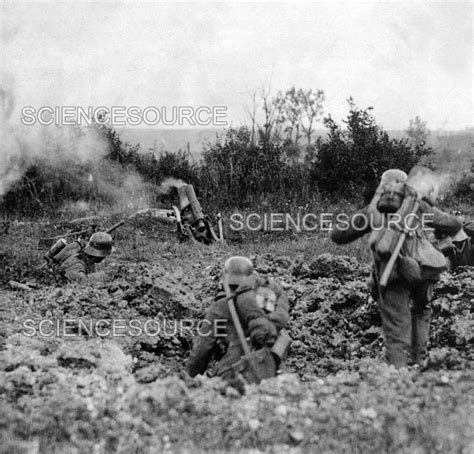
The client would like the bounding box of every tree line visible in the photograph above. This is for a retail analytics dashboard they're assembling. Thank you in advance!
[1,92,445,217]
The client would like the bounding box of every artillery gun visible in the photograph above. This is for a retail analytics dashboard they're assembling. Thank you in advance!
[168,184,223,244]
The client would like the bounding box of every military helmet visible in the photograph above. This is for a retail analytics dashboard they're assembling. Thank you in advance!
[380,169,408,185]
[84,232,114,258]
[224,256,253,286]
[407,166,439,204]
[377,169,408,213]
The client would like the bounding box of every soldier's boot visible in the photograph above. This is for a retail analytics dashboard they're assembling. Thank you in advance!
[385,334,412,368]
[378,282,412,368]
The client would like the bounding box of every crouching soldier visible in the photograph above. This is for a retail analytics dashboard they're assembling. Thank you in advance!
[330,167,462,368]
[186,256,291,384]
[47,232,114,282]
[432,220,474,269]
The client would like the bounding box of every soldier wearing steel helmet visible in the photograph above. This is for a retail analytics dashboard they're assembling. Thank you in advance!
[51,232,114,282]
[186,256,290,381]
[432,220,474,269]
[330,167,463,368]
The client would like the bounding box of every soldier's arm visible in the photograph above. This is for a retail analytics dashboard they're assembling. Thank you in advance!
[61,260,88,282]
[420,201,463,236]
[330,206,372,244]
[266,280,289,330]
[83,270,107,282]
[52,241,82,263]
[186,302,222,377]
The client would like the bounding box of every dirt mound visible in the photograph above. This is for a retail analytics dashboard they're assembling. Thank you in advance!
[0,246,472,452]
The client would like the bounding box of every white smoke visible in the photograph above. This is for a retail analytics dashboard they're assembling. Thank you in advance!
[0,75,157,216]
[407,166,456,202]
[157,177,187,194]
[1,75,110,198]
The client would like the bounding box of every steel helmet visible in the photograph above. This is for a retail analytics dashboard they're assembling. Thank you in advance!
[407,166,440,204]
[380,169,408,185]
[224,256,253,286]
[84,232,114,258]
[376,169,408,213]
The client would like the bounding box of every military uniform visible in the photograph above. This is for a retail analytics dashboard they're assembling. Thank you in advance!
[47,231,113,283]
[331,183,462,367]
[52,241,96,282]
[444,222,474,268]
[187,275,289,379]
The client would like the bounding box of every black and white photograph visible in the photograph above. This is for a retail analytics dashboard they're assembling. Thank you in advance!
[1,1,473,452]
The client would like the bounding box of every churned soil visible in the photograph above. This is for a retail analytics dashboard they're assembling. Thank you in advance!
[0,222,472,453]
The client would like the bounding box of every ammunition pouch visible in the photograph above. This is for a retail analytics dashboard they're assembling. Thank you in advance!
[231,347,277,385]
[270,329,292,364]
[397,255,422,284]
[403,234,447,281]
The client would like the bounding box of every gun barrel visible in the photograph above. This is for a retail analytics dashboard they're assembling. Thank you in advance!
[184,185,204,221]
[106,220,125,234]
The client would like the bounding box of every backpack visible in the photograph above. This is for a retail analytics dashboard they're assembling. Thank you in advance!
[371,192,447,285]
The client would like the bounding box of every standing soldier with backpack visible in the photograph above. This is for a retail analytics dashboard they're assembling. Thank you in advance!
[186,256,291,385]
[330,167,463,368]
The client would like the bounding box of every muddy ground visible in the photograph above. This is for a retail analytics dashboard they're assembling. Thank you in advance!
[0,219,473,453]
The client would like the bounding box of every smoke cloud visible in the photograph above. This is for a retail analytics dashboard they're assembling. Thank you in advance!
[1,75,110,197]
[1,75,155,216]
[407,166,455,201]
[157,178,187,194]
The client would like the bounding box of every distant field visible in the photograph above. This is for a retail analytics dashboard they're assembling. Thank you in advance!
[118,127,225,160]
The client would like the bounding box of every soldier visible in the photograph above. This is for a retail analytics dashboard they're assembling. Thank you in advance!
[433,220,474,269]
[330,167,463,368]
[186,256,290,382]
[50,232,114,282]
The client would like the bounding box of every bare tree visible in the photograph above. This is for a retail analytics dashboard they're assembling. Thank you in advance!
[299,88,325,145]
[272,87,325,146]
[260,82,278,147]
[244,90,258,145]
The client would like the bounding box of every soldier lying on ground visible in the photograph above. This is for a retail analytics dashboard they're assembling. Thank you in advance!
[330,167,463,368]
[50,232,114,282]
[186,256,290,384]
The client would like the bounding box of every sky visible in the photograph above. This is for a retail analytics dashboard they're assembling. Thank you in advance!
[1,0,472,130]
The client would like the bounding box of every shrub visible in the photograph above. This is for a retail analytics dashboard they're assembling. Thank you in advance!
[444,171,474,205]
[199,127,311,210]
[311,99,432,201]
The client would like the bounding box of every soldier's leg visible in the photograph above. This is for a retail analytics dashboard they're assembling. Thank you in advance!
[216,345,244,381]
[378,281,412,368]
[411,282,434,366]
